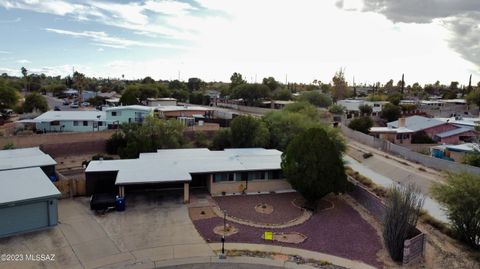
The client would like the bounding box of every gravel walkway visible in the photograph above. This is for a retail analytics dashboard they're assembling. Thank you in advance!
[192,196,383,268]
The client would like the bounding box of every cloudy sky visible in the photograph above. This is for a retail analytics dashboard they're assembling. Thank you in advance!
[0,0,478,85]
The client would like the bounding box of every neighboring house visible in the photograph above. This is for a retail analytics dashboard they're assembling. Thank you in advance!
[431,143,480,162]
[154,105,214,119]
[105,105,154,126]
[146,98,177,107]
[0,168,60,238]
[418,99,478,117]
[260,100,295,109]
[0,147,57,178]
[19,111,109,133]
[337,99,389,118]
[63,88,78,97]
[370,115,477,144]
[85,148,290,204]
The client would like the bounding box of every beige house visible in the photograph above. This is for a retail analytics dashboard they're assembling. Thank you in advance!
[85,148,291,204]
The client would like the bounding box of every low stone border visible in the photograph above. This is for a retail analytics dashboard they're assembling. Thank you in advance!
[216,249,346,269]
[211,205,312,229]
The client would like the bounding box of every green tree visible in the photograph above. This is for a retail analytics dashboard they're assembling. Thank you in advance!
[432,172,480,249]
[113,116,185,159]
[331,69,350,101]
[462,151,480,167]
[187,77,205,92]
[168,80,187,91]
[358,104,373,116]
[211,128,231,150]
[298,91,332,107]
[387,93,403,106]
[262,76,280,91]
[328,104,345,115]
[348,116,373,134]
[141,76,155,84]
[230,115,269,148]
[73,71,86,102]
[21,67,28,91]
[0,81,19,109]
[230,83,270,106]
[23,93,48,113]
[230,72,246,89]
[466,89,480,108]
[281,128,348,208]
[120,85,140,105]
[272,88,292,101]
[383,183,424,261]
[138,84,158,101]
[380,103,401,122]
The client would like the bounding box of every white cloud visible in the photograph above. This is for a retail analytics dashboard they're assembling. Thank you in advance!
[0,50,10,54]
[17,59,31,64]
[45,28,185,49]
[97,47,104,52]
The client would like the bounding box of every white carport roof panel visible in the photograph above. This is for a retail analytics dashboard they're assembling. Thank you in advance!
[115,160,192,185]
[0,167,60,205]
[0,147,56,171]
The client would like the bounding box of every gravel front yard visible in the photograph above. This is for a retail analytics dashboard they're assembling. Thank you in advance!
[192,195,383,268]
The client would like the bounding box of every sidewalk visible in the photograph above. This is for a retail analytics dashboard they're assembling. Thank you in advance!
[91,242,377,269]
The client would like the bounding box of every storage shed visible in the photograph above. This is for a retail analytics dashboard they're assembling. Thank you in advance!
[0,167,61,238]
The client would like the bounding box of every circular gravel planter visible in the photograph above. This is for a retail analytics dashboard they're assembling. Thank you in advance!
[213,224,239,236]
[255,203,274,214]
[262,232,308,244]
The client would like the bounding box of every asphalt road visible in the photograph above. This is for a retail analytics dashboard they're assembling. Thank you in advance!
[44,95,82,111]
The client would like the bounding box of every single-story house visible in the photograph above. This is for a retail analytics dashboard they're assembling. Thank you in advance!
[18,111,109,133]
[0,147,57,178]
[337,99,389,118]
[370,115,477,144]
[431,143,480,162]
[0,167,60,238]
[105,105,154,126]
[85,148,290,204]
[146,98,177,107]
[261,100,295,109]
[154,105,215,119]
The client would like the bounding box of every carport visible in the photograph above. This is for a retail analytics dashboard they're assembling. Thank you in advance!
[115,161,192,203]
[0,167,61,238]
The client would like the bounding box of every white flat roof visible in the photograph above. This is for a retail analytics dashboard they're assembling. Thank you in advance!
[18,111,107,123]
[155,105,213,112]
[0,167,60,205]
[105,105,154,112]
[87,148,282,185]
[0,147,56,171]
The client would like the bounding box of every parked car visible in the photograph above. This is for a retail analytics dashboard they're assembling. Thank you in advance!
[70,103,79,108]
[54,106,61,111]
[62,100,70,105]
[81,102,90,107]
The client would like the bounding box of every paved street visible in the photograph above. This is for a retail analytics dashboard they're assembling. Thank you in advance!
[344,154,448,223]
[44,95,80,111]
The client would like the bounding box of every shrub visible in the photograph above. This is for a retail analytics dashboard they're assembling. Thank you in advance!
[383,183,425,261]
[411,131,434,144]
[431,172,480,249]
[348,116,373,134]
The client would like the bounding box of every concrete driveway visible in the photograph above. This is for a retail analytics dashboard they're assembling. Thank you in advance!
[0,190,213,269]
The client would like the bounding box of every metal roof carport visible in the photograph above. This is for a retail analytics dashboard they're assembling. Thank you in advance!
[0,167,61,238]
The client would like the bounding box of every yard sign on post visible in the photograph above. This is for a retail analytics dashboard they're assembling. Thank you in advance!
[264,231,273,241]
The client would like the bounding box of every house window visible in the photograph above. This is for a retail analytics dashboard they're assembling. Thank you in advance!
[50,121,60,126]
[98,122,103,126]
[214,173,234,182]
[111,111,121,116]
[73,121,79,126]
[83,121,88,126]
